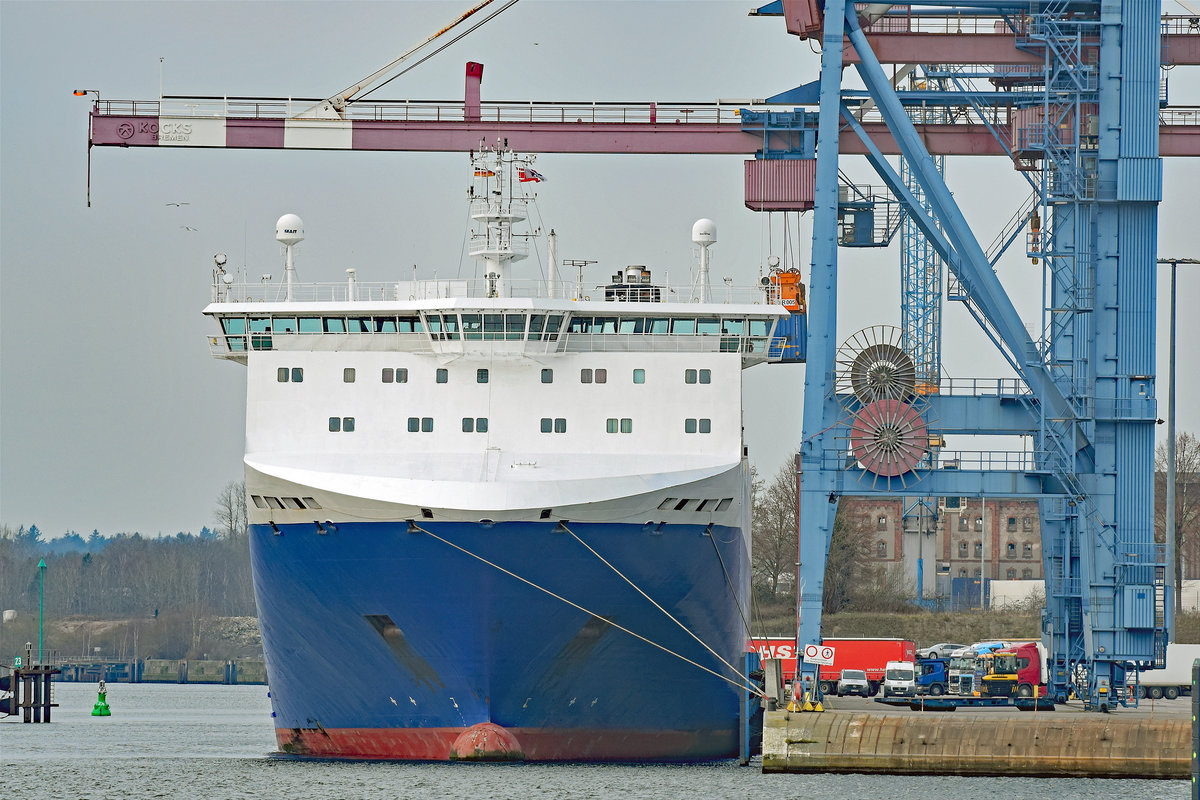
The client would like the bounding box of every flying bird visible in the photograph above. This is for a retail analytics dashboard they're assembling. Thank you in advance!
[181,225,198,232]
[165,202,190,207]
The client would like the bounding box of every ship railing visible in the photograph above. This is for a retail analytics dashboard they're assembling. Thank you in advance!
[935,377,1034,397]
[557,332,784,355]
[211,277,779,305]
[100,97,748,126]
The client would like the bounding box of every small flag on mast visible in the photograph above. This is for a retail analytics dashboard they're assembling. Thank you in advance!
[474,169,496,177]
[518,168,546,183]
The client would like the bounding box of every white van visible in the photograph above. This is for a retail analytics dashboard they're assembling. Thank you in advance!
[883,660,917,698]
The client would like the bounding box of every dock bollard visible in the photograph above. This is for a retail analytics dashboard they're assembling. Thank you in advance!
[91,680,111,717]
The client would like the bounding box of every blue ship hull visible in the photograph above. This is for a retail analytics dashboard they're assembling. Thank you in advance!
[251,519,750,761]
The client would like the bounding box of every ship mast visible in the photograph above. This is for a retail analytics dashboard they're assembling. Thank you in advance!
[469,145,533,298]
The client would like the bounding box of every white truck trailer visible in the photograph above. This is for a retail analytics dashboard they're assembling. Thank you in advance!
[1135,643,1200,699]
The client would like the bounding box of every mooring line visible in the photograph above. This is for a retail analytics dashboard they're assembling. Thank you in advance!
[412,522,765,698]
[561,523,748,685]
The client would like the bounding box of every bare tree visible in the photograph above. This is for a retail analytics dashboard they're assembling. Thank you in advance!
[1156,431,1200,613]
[214,480,249,543]
[752,454,799,598]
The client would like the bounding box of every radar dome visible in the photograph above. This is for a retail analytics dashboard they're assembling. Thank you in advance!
[691,218,717,246]
[276,214,305,246]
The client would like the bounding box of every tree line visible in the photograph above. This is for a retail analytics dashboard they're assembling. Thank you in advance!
[0,482,253,661]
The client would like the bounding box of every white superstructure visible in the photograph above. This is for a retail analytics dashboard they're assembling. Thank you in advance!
[203,146,795,533]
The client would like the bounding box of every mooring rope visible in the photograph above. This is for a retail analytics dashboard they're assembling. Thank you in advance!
[411,521,765,698]
[560,522,748,685]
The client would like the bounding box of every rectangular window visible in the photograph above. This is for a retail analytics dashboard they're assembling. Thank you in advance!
[251,495,267,509]
[277,367,289,382]
[348,317,373,333]
[541,417,553,433]
[265,496,284,510]
[685,369,697,384]
[1023,516,1032,531]
[329,417,342,432]
[342,417,355,432]
[696,318,720,335]
[699,369,711,384]
[607,418,619,434]
[291,367,303,383]
[620,418,632,434]
[544,315,563,340]
[421,417,433,432]
[462,417,475,433]
[698,418,711,433]
[506,314,526,340]
[440,314,460,340]
[484,314,504,340]
[344,368,356,383]
[461,314,483,340]
[581,368,593,384]
[477,369,489,384]
[436,368,448,384]
[541,368,554,384]
[282,497,303,510]
[554,418,567,433]
[1007,516,1017,531]
[302,496,321,509]
[397,316,423,333]
[595,368,607,384]
[716,498,733,512]
[272,317,298,333]
[396,368,408,383]
[375,317,398,333]
[476,417,488,433]
[685,418,697,434]
[382,368,394,384]
[408,417,420,432]
[299,317,322,334]
[633,369,645,384]
[323,317,347,333]
[671,318,696,334]
[528,314,546,338]
[647,318,670,334]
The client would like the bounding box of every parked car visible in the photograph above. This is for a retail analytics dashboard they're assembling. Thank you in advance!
[917,642,966,660]
[837,669,871,697]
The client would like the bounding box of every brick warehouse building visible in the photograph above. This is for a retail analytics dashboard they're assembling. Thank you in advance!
[839,496,1043,604]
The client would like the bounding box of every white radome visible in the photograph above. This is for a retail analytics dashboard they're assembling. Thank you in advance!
[691,218,717,246]
[276,214,305,246]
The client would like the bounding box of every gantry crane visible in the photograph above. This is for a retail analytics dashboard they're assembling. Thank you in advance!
[85,2,1200,709]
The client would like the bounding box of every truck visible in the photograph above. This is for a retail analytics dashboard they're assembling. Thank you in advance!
[980,641,1047,699]
[1132,642,1200,700]
[815,638,916,697]
[948,641,1007,695]
[882,660,917,698]
[915,657,949,695]
[747,636,916,697]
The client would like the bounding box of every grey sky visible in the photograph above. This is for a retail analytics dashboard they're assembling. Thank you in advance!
[2,0,1198,538]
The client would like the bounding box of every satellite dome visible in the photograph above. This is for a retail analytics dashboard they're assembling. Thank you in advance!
[276,214,305,246]
[692,218,717,246]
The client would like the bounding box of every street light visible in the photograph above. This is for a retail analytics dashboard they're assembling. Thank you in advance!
[1158,256,1199,604]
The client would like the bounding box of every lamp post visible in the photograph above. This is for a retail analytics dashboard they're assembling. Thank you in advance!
[37,558,46,664]
[1158,257,1198,606]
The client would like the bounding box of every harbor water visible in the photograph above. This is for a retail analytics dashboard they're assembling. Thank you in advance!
[0,683,1187,799]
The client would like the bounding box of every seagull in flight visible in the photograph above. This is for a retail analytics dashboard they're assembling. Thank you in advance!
[165,202,190,207]
[181,225,198,232]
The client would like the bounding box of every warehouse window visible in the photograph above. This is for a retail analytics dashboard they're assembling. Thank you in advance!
[877,541,887,558]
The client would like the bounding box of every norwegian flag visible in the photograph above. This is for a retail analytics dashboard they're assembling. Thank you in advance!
[518,167,546,183]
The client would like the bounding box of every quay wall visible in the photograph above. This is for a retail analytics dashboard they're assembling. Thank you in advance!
[762,709,1189,778]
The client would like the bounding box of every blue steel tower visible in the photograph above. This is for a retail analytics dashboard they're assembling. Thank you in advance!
[764,0,1168,709]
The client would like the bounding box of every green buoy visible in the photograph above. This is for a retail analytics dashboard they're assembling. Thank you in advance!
[91,679,111,716]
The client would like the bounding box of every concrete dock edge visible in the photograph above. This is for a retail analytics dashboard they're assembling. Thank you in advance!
[762,709,1189,777]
